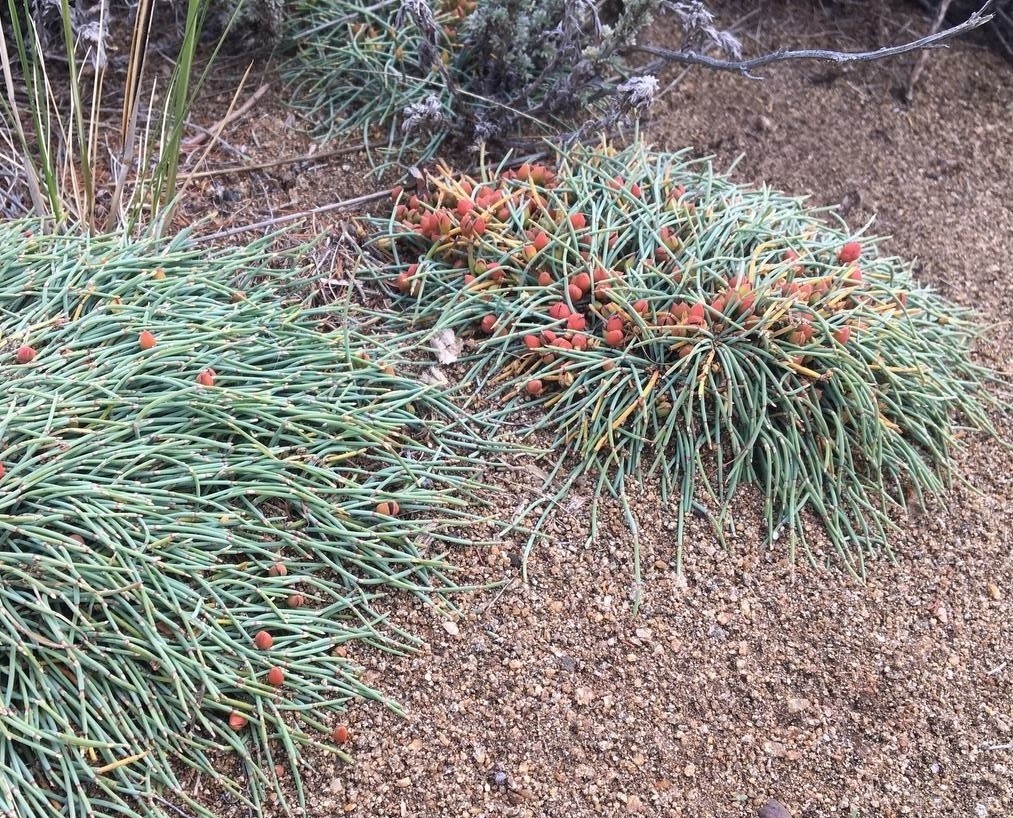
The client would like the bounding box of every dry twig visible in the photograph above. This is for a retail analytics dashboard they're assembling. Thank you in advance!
[637,1,995,76]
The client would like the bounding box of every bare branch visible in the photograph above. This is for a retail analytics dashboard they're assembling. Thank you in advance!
[637,1,996,75]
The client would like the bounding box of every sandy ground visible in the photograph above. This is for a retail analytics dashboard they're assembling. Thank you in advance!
[172,2,1013,816]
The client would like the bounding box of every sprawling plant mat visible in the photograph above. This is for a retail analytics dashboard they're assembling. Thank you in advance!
[0,224,492,818]
[361,142,1002,577]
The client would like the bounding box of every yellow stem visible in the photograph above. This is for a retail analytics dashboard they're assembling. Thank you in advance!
[593,369,659,453]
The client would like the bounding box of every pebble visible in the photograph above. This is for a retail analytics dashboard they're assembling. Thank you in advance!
[757,798,792,818]
[931,601,949,624]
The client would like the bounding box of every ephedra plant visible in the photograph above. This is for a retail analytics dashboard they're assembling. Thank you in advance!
[0,224,499,818]
[361,141,1000,577]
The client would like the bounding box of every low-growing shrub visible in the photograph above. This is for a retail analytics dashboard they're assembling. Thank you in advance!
[0,224,492,818]
[361,141,1000,573]
[282,0,689,164]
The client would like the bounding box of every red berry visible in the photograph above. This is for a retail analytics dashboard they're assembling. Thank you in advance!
[833,325,852,344]
[395,272,412,293]
[138,331,156,350]
[286,593,305,608]
[632,299,649,315]
[254,630,274,650]
[266,666,284,686]
[229,713,248,730]
[572,272,592,295]
[15,345,35,364]
[548,302,571,320]
[567,284,583,303]
[536,270,553,287]
[525,379,544,396]
[837,242,862,264]
[532,231,549,252]
[566,313,586,331]
[196,368,216,387]
[375,500,400,516]
[480,314,498,334]
[604,329,625,347]
[331,724,350,744]
[569,212,587,230]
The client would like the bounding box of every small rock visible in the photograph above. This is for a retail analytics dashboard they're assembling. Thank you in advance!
[756,115,773,132]
[395,776,412,788]
[627,794,645,813]
[987,583,1002,601]
[683,763,696,777]
[757,798,792,818]
[931,601,949,624]
[786,697,809,714]
[442,620,460,636]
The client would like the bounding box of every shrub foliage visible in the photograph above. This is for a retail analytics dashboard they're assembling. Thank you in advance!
[0,224,490,818]
[283,0,662,162]
[362,141,999,571]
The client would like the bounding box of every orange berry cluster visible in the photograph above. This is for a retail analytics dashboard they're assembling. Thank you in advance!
[382,161,901,399]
